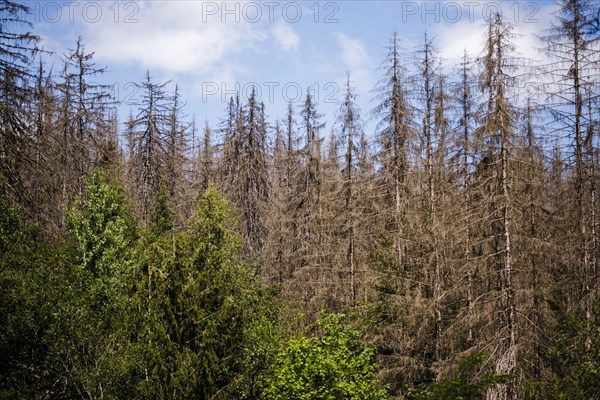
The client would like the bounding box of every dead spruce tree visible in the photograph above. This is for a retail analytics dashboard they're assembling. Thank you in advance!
[127,72,172,224]
[0,0,39,212]
[164,84,191,224]
[476,14,523,400]
[336,76,366,307]
[542,0,600,320]
[221,88,269,255]
[369,32,427,395]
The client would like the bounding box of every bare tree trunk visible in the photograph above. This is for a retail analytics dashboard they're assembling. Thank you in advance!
[346,104,356,307]
[460,51,475,345]
[500,113,517,400]
[422,36,442,365]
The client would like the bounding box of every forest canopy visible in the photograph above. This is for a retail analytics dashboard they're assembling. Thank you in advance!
[0,0,599,399]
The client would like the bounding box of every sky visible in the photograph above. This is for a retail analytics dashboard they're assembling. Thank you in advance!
[26,0,564,137]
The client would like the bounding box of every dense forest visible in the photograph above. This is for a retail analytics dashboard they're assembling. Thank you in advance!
[1,0,599,398]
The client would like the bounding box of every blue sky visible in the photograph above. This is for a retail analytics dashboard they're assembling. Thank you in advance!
[27,0,560,136]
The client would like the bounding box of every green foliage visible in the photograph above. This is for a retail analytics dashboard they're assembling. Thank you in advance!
[546,298,600,400]
[259,312,389,400]
[66,169,136,278]
[0,175,19,252]
[53,169,138,397]
[150,182,175,236]
[63,169,136,339]
[0,183,279,398]
[0,175,67,398]
[404,351,508,400]
[130,187,274,399]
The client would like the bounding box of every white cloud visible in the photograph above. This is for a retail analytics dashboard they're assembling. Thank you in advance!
[432,20,486,65]
[82,1,267,75]
[431,2,559,68]
[333,32,374,95]
[429,2,560,107]
[334,32,368,68]
[271,23,300,53]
